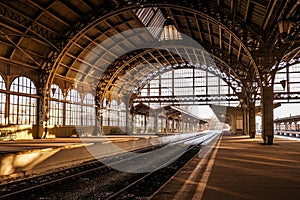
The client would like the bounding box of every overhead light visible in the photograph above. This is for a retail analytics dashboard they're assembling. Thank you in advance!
[277,19,292,42]
[159,17,182,41]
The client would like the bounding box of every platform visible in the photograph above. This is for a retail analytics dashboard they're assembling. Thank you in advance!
[0,134,162,179]
[0,135,158,155]
[2,133,211,180]
[152,133,300,200]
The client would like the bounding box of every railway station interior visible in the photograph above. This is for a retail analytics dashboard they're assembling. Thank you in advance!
[0,0,300,199]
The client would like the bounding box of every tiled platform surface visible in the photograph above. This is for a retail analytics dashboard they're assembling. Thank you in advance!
[153,133,300,200]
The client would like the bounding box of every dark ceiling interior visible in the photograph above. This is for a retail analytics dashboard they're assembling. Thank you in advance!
[0,0,299,102]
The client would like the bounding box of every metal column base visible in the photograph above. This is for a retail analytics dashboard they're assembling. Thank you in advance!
[263,136,274,145]
[266,136,274,145]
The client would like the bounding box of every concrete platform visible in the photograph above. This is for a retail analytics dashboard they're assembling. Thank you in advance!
[0,135,161,179]
[0,135,158,155]
[152,132,300,200]
[0,133,204,180]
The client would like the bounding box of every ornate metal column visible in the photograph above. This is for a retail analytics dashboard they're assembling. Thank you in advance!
[144,114,147,133]
[230,112,237,134]
[242,103,248,135]
[154,111,158,133]
[248,101,256,138]
[261,85,274,144]
[130,112,134,134]
[166,117,169,133]
[122,100,131,134]
[36,69,50,139]
[95,95,103,135]
[244,79,259,138]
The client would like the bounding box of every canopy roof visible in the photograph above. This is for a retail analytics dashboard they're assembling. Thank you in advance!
[0,0,299,102]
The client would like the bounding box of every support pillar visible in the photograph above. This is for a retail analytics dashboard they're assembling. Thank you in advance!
[166,118,169,133]
[36,95,46,139]
[32,72,48,139]
[144,114,147,133]
[249,102,256,138]
[172,118,175,133]
[98,109,103,135]
[131,113,135,134]
[36,84,48,139]
[243,105,248,135]
[154,112,158,133]
[230,113,237,134]
[125,105,130,134]
[261,86,274,144]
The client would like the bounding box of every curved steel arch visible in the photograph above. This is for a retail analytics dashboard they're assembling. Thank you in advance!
[157,4,261,84]
[129,65,242,106]
[99,47,243,90]
[0,0,298,92]
[1,0,296,108]
[95,47,243,106]
[48,2,264,92]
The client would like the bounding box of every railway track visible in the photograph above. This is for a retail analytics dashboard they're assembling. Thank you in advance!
[103,131,220,200]
[0,142,165,199]
[0,131,220,199]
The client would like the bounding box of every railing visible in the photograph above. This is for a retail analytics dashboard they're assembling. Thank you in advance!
[134,94,240,104]
[275,130,300,138]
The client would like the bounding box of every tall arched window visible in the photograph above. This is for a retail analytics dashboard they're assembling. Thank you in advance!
[49,84,64,125]
[119,102,126,127]
[110,100,118,126]
[273,63,300,118]
[9,76,37,125]
[83,93,96,126]
[0,75,6,125]
[274,63,300,94]
[140,68,239,107]
[66,89,81,125]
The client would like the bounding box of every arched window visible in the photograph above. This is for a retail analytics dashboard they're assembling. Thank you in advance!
[9,76,37,125]
[49,84,64,125]
[134,114,146,133]
[82,93,96,126]
[140,68,239,107]
[274,63,300,94]
[119,102,126,127]
[109,100,119,126]
[0,75,6,125]
[66,89,81,125]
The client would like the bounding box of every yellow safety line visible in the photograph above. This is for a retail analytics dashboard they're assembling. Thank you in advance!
[174,155,207,199]
[192,134,223,200]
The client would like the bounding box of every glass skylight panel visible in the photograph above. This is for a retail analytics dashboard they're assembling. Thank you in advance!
[147,9,165,38]
[135,7,166,39]
[136,7,154,26]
